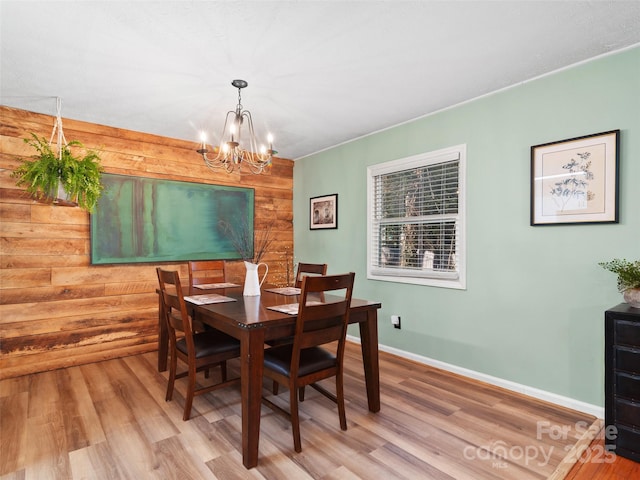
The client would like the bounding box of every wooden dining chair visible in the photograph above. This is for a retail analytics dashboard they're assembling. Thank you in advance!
[294,262,328,288]
[267,262,328,394]
[268,262,329,392]
[188,260,226,291]
[156,267,240,421]
[261,272,355,452]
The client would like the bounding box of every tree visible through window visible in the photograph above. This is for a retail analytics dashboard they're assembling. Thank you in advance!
[367,145,466,289]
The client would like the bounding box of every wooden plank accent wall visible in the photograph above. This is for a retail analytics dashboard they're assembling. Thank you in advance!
[0,106,294,380]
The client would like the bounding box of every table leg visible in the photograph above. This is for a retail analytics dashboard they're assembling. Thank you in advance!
[358,309,380,412]
[157,292,168,372]
[241,328,265,469]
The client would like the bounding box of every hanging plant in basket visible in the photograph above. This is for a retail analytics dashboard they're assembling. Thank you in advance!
[12,133,105,212]
[11,97,105,212]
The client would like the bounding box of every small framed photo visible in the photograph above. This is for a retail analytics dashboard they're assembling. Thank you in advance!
[310,194,338,230]
[531,130,619,226]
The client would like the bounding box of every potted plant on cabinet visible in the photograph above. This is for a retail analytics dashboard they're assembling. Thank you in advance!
[12,133,104,212]
[599,258,640,308]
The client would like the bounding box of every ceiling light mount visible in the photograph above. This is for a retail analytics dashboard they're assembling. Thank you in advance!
[231,79,248,89]
[197,79,275,174]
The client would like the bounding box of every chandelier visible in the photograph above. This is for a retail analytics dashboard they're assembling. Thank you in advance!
[197,79,276,174]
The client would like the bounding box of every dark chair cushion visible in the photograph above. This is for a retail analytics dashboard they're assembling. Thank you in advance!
[264,345,336,377]
[177,331,240,359]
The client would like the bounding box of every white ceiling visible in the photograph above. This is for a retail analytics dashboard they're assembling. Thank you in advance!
[2,1,639,160]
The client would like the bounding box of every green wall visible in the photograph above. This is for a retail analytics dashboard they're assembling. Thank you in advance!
[293,46,640,409]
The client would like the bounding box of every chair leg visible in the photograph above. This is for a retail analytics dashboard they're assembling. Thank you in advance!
[290,385,302,452]
[299,386,305,402]
[166,353,177,402]
[336,372,347,431]
[183,366,197,421]
[272,380,279,395]
[220,360,227,382]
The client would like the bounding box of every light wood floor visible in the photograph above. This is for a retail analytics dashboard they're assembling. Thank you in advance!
[1,342,636,479]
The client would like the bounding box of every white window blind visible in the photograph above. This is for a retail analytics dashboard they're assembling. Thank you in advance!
[367,145,466,289]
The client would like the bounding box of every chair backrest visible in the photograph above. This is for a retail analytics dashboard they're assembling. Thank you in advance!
[188,260,226,288]
[292,272,355,368]
[157,268,195,347]
[295,262,328,288]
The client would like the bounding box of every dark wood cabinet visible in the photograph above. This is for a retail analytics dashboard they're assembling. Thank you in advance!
[605,303,640,462]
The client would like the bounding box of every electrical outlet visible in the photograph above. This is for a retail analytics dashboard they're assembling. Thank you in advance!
[391,315,401,329]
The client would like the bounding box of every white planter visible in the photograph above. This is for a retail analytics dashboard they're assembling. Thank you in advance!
[50,179,77,207]
[623,288,640,309]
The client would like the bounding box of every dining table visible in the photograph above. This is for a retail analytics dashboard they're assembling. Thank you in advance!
[156,285,382,469]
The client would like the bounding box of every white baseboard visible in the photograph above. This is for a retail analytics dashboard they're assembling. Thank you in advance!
[347,335,604,419]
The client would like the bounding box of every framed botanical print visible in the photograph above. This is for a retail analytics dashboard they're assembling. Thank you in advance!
[530,130,619,226]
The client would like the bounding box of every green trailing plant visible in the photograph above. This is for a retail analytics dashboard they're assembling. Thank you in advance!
[12,133,104,212]
[599,258,640,292]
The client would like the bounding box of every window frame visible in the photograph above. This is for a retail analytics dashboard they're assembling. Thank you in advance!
[366,144,466,289]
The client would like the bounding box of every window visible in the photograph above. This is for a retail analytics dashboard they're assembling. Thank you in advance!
[367,145,466,289]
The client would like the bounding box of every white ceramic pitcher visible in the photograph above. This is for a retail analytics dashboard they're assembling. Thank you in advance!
[243,261,268,296]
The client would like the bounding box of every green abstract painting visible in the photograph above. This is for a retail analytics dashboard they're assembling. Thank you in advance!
[90,173,254,264]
